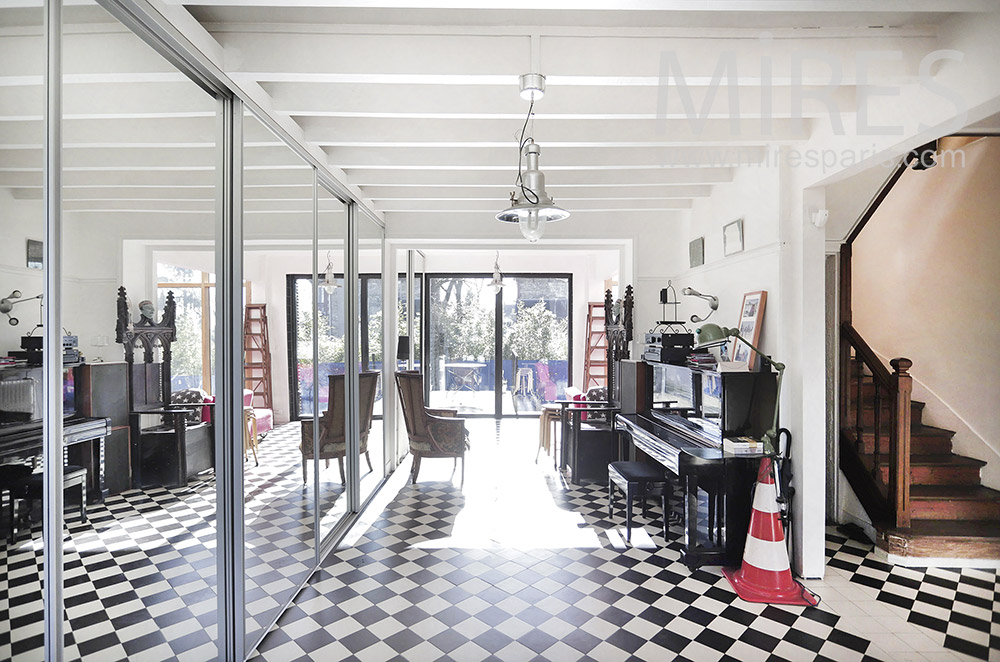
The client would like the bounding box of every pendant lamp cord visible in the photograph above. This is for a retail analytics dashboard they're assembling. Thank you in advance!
[514,98,540,205]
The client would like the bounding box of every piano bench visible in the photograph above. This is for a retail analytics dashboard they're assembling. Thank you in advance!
[8,465,87,543]
[608,461,675,543]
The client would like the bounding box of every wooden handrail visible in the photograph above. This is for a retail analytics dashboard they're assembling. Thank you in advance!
[841,322,893,387]
[839,321,912,529]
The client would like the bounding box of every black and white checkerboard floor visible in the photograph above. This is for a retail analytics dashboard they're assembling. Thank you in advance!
[0,420,352,661]
[250,419,998,662]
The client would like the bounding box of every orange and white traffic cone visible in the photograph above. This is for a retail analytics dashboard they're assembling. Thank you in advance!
[722,456,819,606]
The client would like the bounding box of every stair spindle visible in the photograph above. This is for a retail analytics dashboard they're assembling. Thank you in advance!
[872,384,882,482]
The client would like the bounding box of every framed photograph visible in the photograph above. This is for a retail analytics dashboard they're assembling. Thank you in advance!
[26,239,43,270]
[734,290,767,370]
[688,237,705,268]
[723,218,744,256]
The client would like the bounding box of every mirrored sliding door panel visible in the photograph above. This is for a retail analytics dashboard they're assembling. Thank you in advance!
[242,110,316,650]
[60,2,222,659]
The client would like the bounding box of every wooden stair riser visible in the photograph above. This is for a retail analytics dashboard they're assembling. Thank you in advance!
[848,404,925,428]
[857,432,952,456]
[911,499,1000,521]
[879,464,982,486]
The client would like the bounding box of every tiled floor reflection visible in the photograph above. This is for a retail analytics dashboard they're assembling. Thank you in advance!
[253,419,997,662]
[0,420,356,661]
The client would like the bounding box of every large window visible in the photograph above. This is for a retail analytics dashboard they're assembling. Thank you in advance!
[425,274,571,417]
[287,273,386,419]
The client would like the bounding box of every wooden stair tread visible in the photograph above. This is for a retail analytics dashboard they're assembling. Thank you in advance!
[879,454,986,468]
[900,519,1000,539]
[910,485,1000,501]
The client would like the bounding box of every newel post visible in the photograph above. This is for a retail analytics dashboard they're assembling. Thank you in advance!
[890,358,913,528]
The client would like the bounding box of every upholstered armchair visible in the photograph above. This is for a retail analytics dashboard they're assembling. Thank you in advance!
[394,371,470,485]
[300,371,379,484]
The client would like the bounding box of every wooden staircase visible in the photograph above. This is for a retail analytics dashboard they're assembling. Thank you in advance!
[583,302,607,389]
[840,335,1000,559]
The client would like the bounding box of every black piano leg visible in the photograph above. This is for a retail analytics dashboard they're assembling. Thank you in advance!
[707,492,715,545]
[625,484,634,543]
[685,475,698,565]
[80,481,87,523]
[608,476,615,518]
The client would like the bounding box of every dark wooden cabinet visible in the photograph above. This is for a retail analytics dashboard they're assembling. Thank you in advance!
[73,362,130,497]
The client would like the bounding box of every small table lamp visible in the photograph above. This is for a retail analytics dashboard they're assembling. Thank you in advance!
[694,323,784,455]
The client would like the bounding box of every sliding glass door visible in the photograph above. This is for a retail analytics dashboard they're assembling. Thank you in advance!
[425,274,571,417]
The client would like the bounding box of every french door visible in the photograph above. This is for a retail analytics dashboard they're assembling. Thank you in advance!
[424,273,572,417]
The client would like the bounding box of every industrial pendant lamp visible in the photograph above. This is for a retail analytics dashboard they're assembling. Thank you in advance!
[496,73,569,243]
[320,251,340,293]
[489,251,504,294]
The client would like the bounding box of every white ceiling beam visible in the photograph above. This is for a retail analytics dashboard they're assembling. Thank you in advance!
[348,167,732,186]
[168,1,992,11]
[265,81,857,118]
[361,184,713,198]
[373,198,691,212]
[220,30,930,82]
[299,116,809,144]
[324,145,766,168]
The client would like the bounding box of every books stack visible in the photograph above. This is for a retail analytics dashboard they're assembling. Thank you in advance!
[686,353,717,371]
[723,436,763,454]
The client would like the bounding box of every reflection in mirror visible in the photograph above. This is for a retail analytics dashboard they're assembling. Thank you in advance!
[0,5,46,659]
[242,110,316,651]
[313,185,348,542]
[358,211,386,504]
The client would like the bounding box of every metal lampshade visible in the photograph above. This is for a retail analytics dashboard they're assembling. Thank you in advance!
[396,336,410,362]
[694,323,734,349]
[496,141,569,242]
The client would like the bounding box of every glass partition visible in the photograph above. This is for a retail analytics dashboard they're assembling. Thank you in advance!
[501,276,571,415]
[358,212,386,501]
[242,111,315,650]
[59,2,222,658]
[426,276,497,414]
[0,5,46,659]
[316,184,348,541]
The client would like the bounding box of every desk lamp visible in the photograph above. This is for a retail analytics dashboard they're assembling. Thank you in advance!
[694,323,784,455]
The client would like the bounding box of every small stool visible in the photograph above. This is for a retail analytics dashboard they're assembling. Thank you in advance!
[9,465,87,543]
[537,404,561,463]
[0,463,33,541]
[514,368,534,396]
[608,461,673,543]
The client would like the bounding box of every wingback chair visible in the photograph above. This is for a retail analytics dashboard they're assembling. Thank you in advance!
[394,371,470,485]
[300,371,379,484]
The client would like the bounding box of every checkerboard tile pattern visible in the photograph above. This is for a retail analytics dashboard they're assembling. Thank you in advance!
[0,421,341,661]
[252,478,879,662]
[826,527,1000,661]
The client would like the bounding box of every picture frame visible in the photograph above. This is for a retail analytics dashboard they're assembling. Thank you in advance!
[26,239,43,270]
[688,237,705,268]
[733,290,767,370]
[723,218,744,256]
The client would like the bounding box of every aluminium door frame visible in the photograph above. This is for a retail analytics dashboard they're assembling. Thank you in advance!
[421,272,574,419]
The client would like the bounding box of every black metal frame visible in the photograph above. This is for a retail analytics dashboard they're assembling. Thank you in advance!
[421,272,574,419]
[286,272,414,421]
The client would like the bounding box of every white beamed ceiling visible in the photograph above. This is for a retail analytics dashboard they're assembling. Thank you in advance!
[0,1,981,225]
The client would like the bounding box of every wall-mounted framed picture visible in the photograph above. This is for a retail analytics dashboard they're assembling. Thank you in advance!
[26,239,43,270]
[689,237,705,268]
[732,290,767,370]
[723,218,744,256]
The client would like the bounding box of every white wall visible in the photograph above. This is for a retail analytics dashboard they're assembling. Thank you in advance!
[635,164,781,356]
[852,137,1000,491]
[0,192,44,354]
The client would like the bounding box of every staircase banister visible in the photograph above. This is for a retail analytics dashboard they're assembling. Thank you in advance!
[890,356,913,528]
[841,322,894,388]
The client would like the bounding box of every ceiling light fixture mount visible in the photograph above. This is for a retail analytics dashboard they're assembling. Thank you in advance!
[497,73,569,243]
[519,73,545,101]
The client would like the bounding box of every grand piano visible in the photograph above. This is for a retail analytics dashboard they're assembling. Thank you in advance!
[616,360,776,569]
[0,365,111,499]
